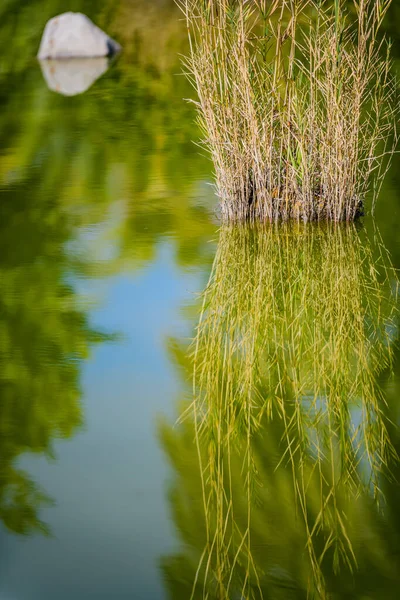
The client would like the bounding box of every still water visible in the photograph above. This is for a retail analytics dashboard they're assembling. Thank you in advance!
[1,1,400,599]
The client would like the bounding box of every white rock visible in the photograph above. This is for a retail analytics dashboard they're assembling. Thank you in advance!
[37,12,121,59]
[39,58,110,96]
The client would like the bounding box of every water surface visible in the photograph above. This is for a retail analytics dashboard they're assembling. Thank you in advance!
[1,1,400,599]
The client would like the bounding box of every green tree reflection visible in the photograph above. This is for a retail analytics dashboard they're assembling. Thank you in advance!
[0,0,215,275]
[161,224,400,599]
[0,0,216,538]
[0,165,114,535]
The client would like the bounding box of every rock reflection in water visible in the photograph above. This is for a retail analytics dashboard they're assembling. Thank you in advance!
[39,57,110,96]
[161,224,400,599]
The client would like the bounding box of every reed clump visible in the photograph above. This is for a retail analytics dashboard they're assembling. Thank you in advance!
[178,0,399,222]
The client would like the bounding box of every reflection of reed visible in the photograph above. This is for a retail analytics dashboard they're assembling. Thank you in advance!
[179,224,399,598]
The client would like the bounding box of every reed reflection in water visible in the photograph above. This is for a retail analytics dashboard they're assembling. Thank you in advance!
[161,224,400,599]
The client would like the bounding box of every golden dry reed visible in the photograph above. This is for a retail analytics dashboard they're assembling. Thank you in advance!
[178,0,399,221]
[184,224,399,598]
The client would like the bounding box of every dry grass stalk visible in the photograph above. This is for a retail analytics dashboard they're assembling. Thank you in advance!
[178,0,399,221]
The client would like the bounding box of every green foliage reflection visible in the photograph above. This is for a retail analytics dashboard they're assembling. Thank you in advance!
[0,0,215,274]
[0,174,114,535]
[161,224,400,599]
[0,0,217,538]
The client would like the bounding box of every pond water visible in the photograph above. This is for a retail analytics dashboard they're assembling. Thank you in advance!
[1,1,400,599]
